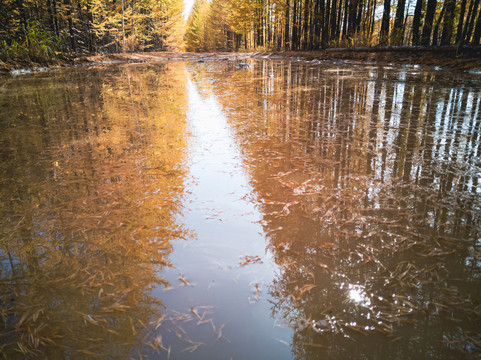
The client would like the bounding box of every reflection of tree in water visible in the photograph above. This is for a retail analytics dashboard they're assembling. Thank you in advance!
[202,60,481,359]
[0,64,190,358]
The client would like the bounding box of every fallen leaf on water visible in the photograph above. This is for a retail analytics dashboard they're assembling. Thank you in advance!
[239,255,263,266]
[179,273,194,286]
[272,336,290,346]
[302,342,323,348]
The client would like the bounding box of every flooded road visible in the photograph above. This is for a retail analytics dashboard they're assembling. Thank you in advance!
[0,60,480,359]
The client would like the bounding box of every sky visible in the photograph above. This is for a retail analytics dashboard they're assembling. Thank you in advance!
[183,0,195,20]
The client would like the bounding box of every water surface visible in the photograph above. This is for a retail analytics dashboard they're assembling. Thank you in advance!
[0,60,480,359]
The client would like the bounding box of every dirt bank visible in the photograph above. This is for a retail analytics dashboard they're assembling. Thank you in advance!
[2,47,481,75]
[73,48,481,70]
[271,47,481,70]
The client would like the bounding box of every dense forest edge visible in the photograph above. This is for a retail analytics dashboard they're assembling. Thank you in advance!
[1,0,481,74]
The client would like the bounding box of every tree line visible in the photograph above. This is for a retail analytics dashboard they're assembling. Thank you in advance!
[0,0,480,61]
[0,0,184,62]
[185,0,481,51]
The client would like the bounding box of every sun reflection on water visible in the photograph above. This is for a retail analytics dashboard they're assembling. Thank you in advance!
[347,284,371,307]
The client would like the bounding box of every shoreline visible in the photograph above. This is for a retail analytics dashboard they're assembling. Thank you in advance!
[2,48,481,76]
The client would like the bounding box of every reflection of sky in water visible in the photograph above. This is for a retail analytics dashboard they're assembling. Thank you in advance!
[156,77,293,359]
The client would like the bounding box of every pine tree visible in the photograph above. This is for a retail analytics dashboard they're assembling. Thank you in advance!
[184,0,209,51]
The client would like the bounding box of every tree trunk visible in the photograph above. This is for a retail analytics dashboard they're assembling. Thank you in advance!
[380,0,391,44]
[302,0,310,49]
[121,0,126,52]
[342,0,349,40]
[411,0,424,45]
[292,0,299,49]
[276,16,282,49]
[330,0,338,41]
[391,0,406,45]
[347,0,358,40]
[441,0,456,45]
[64,0,75,51]
[309,0,318,48]
[46,0,57,34]
[316,0,324,48]
[473,7,481,44]
[462,0,480,42]
[355,0,363,33]
[284,0,290,50]
[455,0,467,43]
[369,0,376,41]
[131,0,135,51]
[85,0,94,52]
[336,0,342,39]
[323,0,331,46]
[52,0,59,36]
[432,4,446,46]
[421,0,437,45]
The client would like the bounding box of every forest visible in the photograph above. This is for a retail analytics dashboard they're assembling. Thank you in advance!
[0,0,185,63]
[0,0,480,63]
[185,0,481,50]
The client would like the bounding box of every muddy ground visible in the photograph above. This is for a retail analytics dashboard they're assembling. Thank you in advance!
[2,47,481,75]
